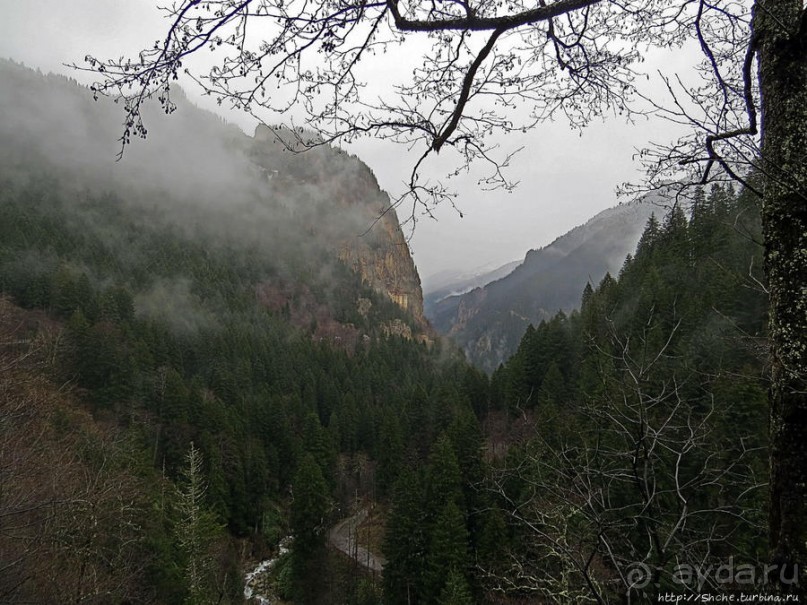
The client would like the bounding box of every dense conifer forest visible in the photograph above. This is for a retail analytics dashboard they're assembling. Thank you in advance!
[476,182,769,601]
[0,62,772,604]
[1,155,769,603]
[0,160,485,603]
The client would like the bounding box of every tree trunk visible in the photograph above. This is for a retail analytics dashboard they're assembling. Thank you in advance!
[756,0,807,593]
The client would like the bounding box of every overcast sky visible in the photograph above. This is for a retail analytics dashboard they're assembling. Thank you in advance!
[0,0,694,286]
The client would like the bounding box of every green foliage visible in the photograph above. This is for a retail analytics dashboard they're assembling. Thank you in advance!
[291,454,331,549]
[0,68,772,602]
[424,501,471,601]
[382,428,482,603]
[425,434,465,512]
[173,442,224,605]
[290,454,331,603]
[439,567,475,605]
[0,154,489,602]
[383,469,427,604]
[488,184,768,601]
[273,552,295,601]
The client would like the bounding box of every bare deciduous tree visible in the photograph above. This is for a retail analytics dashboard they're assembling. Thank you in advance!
[485,323,767,603]
[0,299,152,604]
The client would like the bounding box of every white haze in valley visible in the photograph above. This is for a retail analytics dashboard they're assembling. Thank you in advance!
[0,59,396,328]
[0,1,700,282]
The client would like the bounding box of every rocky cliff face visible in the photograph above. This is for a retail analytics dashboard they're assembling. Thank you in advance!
[250,125,428,333]
[338,209,427,331]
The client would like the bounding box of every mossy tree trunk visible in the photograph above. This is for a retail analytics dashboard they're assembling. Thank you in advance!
[756,0,807,592]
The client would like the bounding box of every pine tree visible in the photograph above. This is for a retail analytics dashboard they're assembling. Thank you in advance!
[423,501,471,602]
[376,411,405,497]
[438,567,474,605]
[174,442,221,605]
[425,434,465,513]
[383,469,426,605]
[290,453,331,604]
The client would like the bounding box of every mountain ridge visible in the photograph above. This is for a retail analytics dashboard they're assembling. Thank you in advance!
[0,58,428,341]
[427,196,661,371]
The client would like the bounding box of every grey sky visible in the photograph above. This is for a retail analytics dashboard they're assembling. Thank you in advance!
[0,0,693,285]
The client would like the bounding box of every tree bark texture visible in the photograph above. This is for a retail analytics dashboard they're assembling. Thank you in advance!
[757,0,807,593]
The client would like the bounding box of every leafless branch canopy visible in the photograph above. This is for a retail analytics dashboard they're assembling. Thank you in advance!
[626,0,763,200]
[482,321,766,602]
[75,0,761,214]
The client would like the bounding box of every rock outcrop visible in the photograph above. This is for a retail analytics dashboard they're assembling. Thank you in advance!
[250,125,428,333]
[338,208,427,331]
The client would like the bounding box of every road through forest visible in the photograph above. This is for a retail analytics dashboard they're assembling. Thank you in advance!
[328,508,386,573]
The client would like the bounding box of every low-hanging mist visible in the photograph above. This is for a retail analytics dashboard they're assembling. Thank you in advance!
[0,59,427,336]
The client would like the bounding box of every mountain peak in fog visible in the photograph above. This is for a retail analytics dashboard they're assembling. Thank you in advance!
[427,196,662,371]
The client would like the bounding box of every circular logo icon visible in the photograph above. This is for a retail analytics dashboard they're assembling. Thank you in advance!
[626,562,651,590]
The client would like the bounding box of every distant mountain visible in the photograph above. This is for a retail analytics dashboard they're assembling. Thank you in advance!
[423,259,521,307]
[427,198,660,371]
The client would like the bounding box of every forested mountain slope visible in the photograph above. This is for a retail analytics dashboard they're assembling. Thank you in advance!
[0,59,428,337]
[453,183,769,601]
[0,59,771,605]
[0,60,478,604]
[428,197,658,372]
[423,258,521,309]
